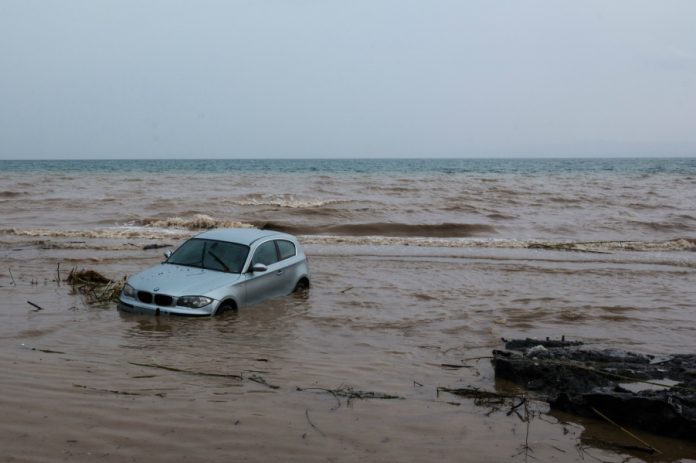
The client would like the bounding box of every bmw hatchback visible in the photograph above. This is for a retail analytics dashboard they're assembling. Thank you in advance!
[118,228,310,316]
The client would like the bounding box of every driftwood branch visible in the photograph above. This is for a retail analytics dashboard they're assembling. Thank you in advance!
[27,300,44,311]
[67,268,125,304]
[305,409,326,437]
[591,407,661,455]
[297,386,401,409]
[129,361,242,380]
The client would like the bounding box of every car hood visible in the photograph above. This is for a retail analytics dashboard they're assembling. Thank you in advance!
[128,264,240,296]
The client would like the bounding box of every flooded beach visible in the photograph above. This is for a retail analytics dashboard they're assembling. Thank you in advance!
[1,159,696,462]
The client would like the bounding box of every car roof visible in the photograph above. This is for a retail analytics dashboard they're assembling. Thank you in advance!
[194,228,293,246]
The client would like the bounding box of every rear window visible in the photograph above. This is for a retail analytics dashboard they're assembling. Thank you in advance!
[277,240,296,260]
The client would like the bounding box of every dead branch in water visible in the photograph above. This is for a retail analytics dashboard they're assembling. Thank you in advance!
[129,362,286,391]
[440,363,472,369]
[22,344,65,354]
[27,300,44,311]
[440,386,537,458]
[244,373,279,389]
[437,387,519,401]
[66,268,125,304]
[129,361,243,380]
[518,400,533,463]
[591,406,661,455]
[305,409,326,437]
[297,387,342,410]
[297,385,402,408]
[437,387,532,420]
[73,383,166,398]
[9,268,16,286]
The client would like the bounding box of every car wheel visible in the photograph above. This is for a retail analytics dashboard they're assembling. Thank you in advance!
[216,300,237,316]
[293,278,310,293]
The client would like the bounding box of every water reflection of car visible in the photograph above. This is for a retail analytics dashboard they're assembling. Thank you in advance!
[118,228,310,316]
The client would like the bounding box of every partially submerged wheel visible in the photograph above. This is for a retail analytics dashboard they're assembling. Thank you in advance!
[293,278,310,293]
[215,300,237,315]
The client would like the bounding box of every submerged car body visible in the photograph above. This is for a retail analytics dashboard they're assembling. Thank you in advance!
[118,228,310,316]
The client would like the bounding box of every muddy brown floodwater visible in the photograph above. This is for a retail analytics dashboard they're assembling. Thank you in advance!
[2,241,696,463]
[2,163,696,461]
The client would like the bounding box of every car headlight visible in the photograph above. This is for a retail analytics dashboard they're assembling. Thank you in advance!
[122,283,136,298]
[177,296,214,308]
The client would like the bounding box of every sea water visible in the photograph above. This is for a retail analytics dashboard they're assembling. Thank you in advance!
[1,158,695,461]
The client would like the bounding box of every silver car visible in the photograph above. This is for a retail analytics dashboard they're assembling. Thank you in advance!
[118,228,310,316]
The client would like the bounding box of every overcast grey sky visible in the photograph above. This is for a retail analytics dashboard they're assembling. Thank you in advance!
[0,0,694,159]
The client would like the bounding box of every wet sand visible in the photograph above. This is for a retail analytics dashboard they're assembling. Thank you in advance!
[2,242,696,462]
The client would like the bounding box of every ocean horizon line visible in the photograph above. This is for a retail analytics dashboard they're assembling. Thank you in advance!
[1,155,696,161]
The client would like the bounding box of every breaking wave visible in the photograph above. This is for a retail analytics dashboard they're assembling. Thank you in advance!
[255,222,497,237]
[137,214,255,230]
[3,225,694,254]
[132,215,497,237]
[5,227,192,240]
[299,236,696,252]
[231,195,349,208]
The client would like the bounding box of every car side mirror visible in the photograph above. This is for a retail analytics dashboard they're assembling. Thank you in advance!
[164,250,172,259]
[251,263,268,273]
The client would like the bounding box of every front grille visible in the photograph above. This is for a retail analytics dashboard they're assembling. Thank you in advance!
[154,294,173,306]
[137,291,153,304]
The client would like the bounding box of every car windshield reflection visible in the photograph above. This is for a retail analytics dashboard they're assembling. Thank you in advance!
[165,238,249,273]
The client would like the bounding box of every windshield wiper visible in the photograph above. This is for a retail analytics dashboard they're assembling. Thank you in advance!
[207,251,230,272]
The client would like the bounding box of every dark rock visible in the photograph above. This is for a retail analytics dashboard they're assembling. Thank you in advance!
[493,338,696,439]
[502,336,583,350]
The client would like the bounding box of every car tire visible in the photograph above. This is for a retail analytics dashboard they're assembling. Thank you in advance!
[293,278,310,293]
[216,300,237,316]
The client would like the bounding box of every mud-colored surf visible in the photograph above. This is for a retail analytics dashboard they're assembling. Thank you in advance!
[1,160,695,462]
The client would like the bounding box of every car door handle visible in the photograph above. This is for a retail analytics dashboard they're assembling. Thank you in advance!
[276,270,284,276]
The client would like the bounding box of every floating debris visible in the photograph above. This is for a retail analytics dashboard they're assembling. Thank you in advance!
[26,300,44,311]
[66,268,125,304]
[297,385,402,409]
[20,343,65,354]
[73,383,166,398]
[129,361,243,380]
[245,373,279,390]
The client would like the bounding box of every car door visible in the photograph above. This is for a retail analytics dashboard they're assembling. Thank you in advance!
[243,240,284,306]
[275,239,300,294]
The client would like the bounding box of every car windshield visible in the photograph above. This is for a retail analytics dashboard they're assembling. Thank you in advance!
[166,238,249,273]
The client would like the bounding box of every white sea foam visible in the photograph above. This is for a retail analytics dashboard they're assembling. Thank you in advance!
[231,197,347,208]
[6,226,191,240]
[137,214,255,230]
[298,235,696,252]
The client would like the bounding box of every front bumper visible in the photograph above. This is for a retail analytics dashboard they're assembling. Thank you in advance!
[118,297,214,317]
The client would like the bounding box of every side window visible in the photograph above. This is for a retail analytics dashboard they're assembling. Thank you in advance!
[252,241,279,266]
[276,240,296,260]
